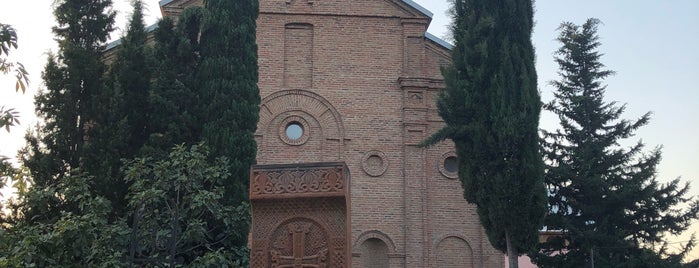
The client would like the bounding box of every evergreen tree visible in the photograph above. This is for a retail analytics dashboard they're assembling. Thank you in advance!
[532,18,699,268]
[422,1,546,267]
[21,0,115,222]
[198,0,260,205]
[143,7,204,158]
[81,0,151,217]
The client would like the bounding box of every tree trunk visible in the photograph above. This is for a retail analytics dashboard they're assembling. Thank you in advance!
[506,230,518,268]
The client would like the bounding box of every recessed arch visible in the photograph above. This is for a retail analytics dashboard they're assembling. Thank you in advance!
[256,90,345,163]
[434,234,474,268]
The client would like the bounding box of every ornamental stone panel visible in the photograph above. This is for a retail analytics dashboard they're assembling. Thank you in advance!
[250,162,351,268]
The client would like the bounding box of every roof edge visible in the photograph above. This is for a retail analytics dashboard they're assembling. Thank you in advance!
[399,0,433,18]
[159,0,433,18]
[105,23,159,51]
[425,32,453,50]
[159,0,175,7]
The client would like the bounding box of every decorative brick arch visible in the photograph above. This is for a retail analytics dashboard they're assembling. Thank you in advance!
[433,234,475,268]
[353,230,398,268]
[256,90,345,163]
[353,230,397,254]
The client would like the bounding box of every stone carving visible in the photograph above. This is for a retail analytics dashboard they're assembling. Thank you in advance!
[271,221,328,267]
[250,164,345,199]
[250,162,351,268]
[407,91,424,105]
[361,150,388,177]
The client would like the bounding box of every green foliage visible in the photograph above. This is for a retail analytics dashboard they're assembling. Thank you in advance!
[532,18,699,268]
[23,0,116,194]
[123,143,250,267]
[3,0,259,265]
[198,0,260,204]
[82,0,151,218]
[0,22,29,94]
[0,106,20,132]
[142,8,204,158]
[424,1,546,266]
[0,171,130,267]
[0,23,29,133]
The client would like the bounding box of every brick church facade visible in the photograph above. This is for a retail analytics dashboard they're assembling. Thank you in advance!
[157,0,504,267]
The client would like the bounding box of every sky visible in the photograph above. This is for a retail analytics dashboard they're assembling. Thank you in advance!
[1,0,698,261]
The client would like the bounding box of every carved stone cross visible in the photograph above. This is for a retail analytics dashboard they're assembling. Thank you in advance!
[271,223,328,268]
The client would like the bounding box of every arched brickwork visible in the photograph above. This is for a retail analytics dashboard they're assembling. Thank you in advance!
[353,230,397,268]
[353,230,397,253]
[256,90,345,163]
[434,235,474,268]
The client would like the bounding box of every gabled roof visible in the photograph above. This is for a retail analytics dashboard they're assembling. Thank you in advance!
[160,0,433,18]
[108,0,453,52]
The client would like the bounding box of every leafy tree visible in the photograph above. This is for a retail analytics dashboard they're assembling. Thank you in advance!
[0,22,29,132]
[197,0,260,205]
[123,143,250,267]
[0,170,130,267]
[422,0,546,267]
[532,18,699,268]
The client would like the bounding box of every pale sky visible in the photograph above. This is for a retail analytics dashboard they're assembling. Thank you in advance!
[1,0,697,261]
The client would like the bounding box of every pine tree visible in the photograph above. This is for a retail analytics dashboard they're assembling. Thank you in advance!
[422,1,546,267]
[21,0,115,221]
[532,18,699,268]
[198,0,260,205]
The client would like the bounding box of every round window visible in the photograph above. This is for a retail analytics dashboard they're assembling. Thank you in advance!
[439,151,459,179]
[279,116,310,145]
[285,122,303,141]
[443,156,458,173]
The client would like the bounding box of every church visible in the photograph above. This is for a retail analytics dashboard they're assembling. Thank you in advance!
[157,0,504,267]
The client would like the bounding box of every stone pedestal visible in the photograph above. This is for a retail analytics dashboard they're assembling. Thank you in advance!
[249,162,351,268]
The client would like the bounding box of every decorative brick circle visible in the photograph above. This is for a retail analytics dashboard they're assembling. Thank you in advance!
[439,151,458,179]
[361,150,388,177]
[279,115,310,145]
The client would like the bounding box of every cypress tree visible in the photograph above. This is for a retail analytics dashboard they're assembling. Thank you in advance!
[423,1,546,267]
[532,18,699,268]
[198,0,260,204]
[143,7,204,158]
[21,0,115,221]
[82,0,151,216]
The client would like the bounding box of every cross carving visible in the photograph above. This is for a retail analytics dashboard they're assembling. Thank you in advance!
[271,223,328,268]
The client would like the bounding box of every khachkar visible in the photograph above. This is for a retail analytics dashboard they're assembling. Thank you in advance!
[249,162,351,268]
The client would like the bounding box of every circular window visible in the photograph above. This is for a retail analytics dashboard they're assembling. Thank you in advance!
[279,116,310,145]
[285,122,303,140]
[439,151,458,179]
[443,156,458,173]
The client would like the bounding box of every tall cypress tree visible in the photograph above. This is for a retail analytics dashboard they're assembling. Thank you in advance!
[143,7,204,158]
[532,19,699,268]
[198,0,260,204]
[22,0,115,221]
[82,0,151,216]
[423,1,546,267]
